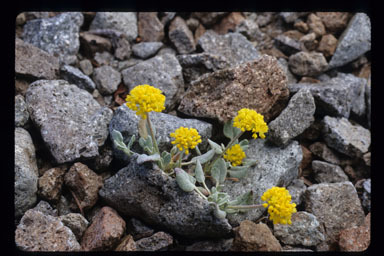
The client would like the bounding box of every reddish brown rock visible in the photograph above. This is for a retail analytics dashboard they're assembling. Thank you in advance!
[294,20,309,33]
[191,12,228,27]
[115,235,137,251]
[194,23,206,43]
[299,77,321,83]
[307,13,326,38]
[178,55,289,123]
[79,32,112,58]
[38,167,66,202]
[15,38,59,80]
[316,12,351,34]
[300,145,313,170]
[231,220,282,251]
[64,162,103,212]
[213,12,245,35]
[168,16,196,54]
[138,12,164,42]
[317,34,338,57]
[339,213,370,251]
[300,32,318,51]
[309,142,340,165]
[81,206,126,251]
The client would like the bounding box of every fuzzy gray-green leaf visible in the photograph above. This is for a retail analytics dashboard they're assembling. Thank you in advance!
[111,129,124,143]
[228,165,249,179]
[162,152,171,166]
[213,204,227,219]
[228,190,254,206]
[211,158,227,184]
[223,120,234,139]
[195,160,205,183]
[191,149,215,164]
[127,135,136,150]
[208,139,223,154]
[175,168,196,192]
[136,153,161,164]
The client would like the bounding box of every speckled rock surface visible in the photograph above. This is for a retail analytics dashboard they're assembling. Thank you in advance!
[38,167,66,203]
[168,16,196,54]
[15,38,59,80]
[178,55,289,123]
[288,51,328,77]
[99,154,233,239]
[15,128,38,218]
[138,12,164,42]
[59,213,89,241]
[132,42,163,59]
[322,116,371,158]
[15,94,29,127]
[311,160,349,183]
[185,238,233,251]
[338,212,370,251]
[60,64,96,92]
[268,89,315,146]
[273,211,325,247]
[92,65,121,95]
[221,139,302,226]
[135,232,173,251]
[22,12,83,64]
[15,209,81,251]
[25,80,113,163]
[304,181,365,251]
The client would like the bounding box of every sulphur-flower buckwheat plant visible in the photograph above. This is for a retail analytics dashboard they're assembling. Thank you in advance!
[223,144,246,167]
[261,186,297,225]
[112,89,295,225]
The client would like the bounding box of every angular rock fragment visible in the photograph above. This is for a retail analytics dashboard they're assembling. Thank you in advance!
[309,142,340,165]
[38,167,66,203]
[191,12,228,26]
[135,232,173,251]
[138,12,164,42]
[15,94,29,127]
[179,55,289,123]
[59,213,89,241]
[289,51,328,77]
[126,218,155,240]
[168,16,196,54]
[60,64,96,92]
[185,238,233,251]
[132,42,163,59]
[92,65,121,95]
[311,160,349,183]
[338,213,370,251]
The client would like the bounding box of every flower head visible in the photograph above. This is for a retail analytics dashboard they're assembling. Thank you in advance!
[125,84,166,119]
[223,144,246,167]
[233,108,268,139]
[261,187,297,225]
[170,127,202,155]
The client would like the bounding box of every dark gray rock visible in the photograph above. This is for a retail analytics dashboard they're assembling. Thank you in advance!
[322,116,371,158]
[98,154,233,239]
[92,65,121,95]
[309,142,340,165]
[311,160,349,183]
[135,232,173,251]
[328,13,371,69]
[185,238,233,251]
[60,65,96,92]
[22,12,84,64]
[197,30,260,68]
[304,181,365,251]
[15,38,59,80]
[365,76,371,128]
[109,105,212,163]
[168,16,196,54]
[287,179,307,206]
[132,42,163,59]
[89,12,138,41]
[121,53,184,110]
[235,18,266,42]
[362,179,371,212]
[15,128,38,218]
[25,80,113,164]
[273,211,325,247]
[126,218,155,240]
[15,95,29,127]
[191,12,227,26]
[268,89,315,146]
[288,73,367,118]
[288,51,328,77]
[59,213,89,241]
[15,209,81,251]
[274,34,302,56]
[221,139,302,226]
[280,12,309,23]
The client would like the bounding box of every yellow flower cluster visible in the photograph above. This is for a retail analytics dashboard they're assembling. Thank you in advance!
[233,108,268,139]
[170,127,202,155]
[261,187,297,225]
[223,144,246,167]
[125,84,166,119]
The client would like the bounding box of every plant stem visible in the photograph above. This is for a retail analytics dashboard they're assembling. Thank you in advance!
[177,151,184,168]
[146,113,160,155]
[226,204,264,209]
[195,145,202,156]
[194,187,208,200]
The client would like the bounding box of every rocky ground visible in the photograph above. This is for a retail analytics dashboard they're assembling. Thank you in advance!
[15,11,371,252]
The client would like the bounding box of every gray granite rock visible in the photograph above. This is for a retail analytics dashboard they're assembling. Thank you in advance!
[98,154,233,239]
[178,55,289,124]
[288,51,328,77]
[197,30,260,68]
[280,12,309,23]
[328,13,371,69]
[132,42,163,59]
[15,128,38,218]
[362,179,371,212]
[268,89,315,146]
[235,18,266,42]
[60,65,96,92]
[168,16,196,54]
[79,59,93,76]
[59,213,89,241]
[92,65,121,95]
[277,58,297,84]
[311,160,349,183]
[33,200,58,217]
[22,12,83,64]
[15,209,81,251]
[288,73,367,118]
[221,139,302,226]
[94,51,114,66]
[121,53,184,110]
[287,179,307,206]
[15,38,59,80]
[322,116,371,158]
[89,12,138,41]
[15,95,29,127]
[273,211,325,247]
[304,181,365,251]
[25,80,113,164]
[135,232,173,251]
[109,105,212,163]
[126,218,155,240]
[274,34,302,56]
